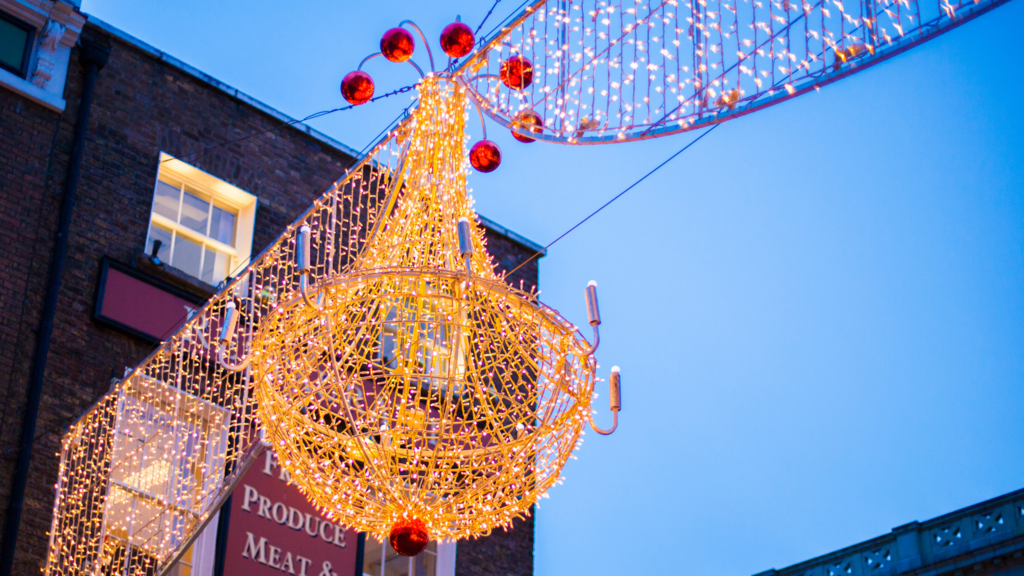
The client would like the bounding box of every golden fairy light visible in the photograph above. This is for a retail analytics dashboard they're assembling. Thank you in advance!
[223,78,618,552]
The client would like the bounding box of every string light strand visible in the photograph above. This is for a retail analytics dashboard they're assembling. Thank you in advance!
[474,0,504,36]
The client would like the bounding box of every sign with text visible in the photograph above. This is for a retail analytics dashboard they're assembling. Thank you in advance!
[223,449,359,576]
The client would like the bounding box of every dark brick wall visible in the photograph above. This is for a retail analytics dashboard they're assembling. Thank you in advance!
[0,19,537,576]
[0,41,79,576]
[0,23,359,574]
[455,514,535,576]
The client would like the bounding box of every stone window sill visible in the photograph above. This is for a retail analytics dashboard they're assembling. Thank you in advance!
[0,66,65,112]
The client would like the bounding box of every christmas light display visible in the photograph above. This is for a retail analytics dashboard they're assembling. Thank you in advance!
[44,0,1009,572]
[239,79,603,549]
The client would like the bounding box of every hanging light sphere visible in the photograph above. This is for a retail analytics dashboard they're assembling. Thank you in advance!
[250,266,598,541]
[380,27,415,63]
[469,140,501,172]
[390,517,429,557]
[341,71,375,105]
[499,55,534,90]
[252,269,594,543]
[511,110,543,143]
[440,21,474,58]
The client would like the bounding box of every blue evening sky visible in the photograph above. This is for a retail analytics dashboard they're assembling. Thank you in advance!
[84,1,1023,575]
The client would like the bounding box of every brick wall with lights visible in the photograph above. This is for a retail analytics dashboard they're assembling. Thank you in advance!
[0,16,537,576]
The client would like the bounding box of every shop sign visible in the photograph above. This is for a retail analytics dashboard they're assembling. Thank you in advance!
[93,258,203,342]
[222,449,359,576]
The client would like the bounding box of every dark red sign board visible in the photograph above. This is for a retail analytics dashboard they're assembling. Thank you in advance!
[93,258,204,342]
[222,449,359,576]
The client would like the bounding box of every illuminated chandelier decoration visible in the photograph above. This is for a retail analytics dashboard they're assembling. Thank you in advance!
[44,0,1010,573]
[218,77,620,553]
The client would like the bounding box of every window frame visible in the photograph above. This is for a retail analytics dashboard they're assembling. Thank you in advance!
[361,536,456,576]
[0,11,34,78]
[147,153,258,286]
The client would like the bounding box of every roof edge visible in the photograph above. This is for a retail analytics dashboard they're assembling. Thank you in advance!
[84,15,362,159]
[476,215,546,256]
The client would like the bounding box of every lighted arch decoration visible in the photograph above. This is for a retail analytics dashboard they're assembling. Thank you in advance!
[462,0,1011,144]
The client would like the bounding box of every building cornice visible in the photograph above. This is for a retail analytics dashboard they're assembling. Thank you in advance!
[85,15,362,159]
[476,215,546,256]
[754,488,1024,576]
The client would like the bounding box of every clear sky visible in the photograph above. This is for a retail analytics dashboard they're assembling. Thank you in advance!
[84,1,1024,575]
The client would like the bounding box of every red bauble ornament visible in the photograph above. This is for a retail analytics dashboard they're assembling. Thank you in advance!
[380,27,415,63]
[499,55,534,90]
[341,71,375,105]
[440,22,474,58]
[390,518,429,557]
[469,140,502,173]
[511,110,543,143]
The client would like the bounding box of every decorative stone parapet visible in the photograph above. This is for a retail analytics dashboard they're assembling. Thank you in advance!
[754,489,1024,576]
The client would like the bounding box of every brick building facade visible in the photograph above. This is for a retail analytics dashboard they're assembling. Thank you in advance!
[0,3,538,575]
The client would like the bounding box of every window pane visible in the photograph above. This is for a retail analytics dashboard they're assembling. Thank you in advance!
[362,537,383,576]
[209,204,236,246]
[171,234,203,278]
[0,18,29,75]
[146,224,173,262]
[153,181,181,221]
[180,190,210,235]
[414,549,435,576]
[201,247,231,285]
[384,539,412,576]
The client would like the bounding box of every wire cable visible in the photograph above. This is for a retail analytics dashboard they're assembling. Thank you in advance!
[502,123,721,280]
[475,0,504,36]
[478,0,533,46]
[163,83,418,166]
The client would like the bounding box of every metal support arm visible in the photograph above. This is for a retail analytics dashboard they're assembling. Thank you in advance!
[582,281,620,435]
[457,217,474,280]
[589,368,621,435]
[583,281,601,355]
[216,300,252,372]
[297,224,323,310]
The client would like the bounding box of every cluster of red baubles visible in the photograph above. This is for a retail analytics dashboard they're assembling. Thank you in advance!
[340,22,543,174]
[340,22,473,106]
